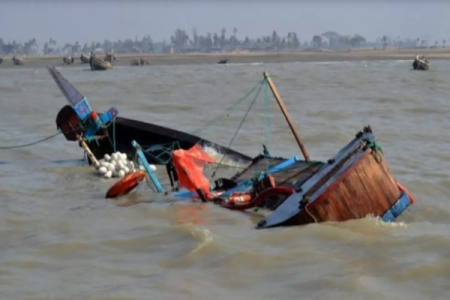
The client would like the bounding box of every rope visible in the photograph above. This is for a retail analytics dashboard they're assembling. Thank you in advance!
[112,117,116,152]
[191,79,265,137]
[364,139,383,163]
[0,131,63,150]
[211,81,264,178]
[366,140,383,154]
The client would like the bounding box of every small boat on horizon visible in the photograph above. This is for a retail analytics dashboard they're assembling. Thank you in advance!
[412,54,429,70]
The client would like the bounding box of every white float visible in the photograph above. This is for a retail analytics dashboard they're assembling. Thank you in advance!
[95,151,157,179]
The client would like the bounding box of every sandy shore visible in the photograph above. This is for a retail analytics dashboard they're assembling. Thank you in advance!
[1,48,449,68]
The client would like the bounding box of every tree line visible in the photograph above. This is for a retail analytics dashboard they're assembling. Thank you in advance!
[0,29,447,56]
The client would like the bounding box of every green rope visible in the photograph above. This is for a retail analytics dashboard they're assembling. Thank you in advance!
[0,131,63,150]
[191,79,265,137]
[211,81,264,178]
[112,117,116,152]
[364,139,384,154]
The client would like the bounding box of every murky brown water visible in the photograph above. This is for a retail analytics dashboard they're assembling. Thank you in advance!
[1,60,450,300]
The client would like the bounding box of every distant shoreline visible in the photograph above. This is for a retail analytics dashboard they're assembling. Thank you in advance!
[2,48,450,68]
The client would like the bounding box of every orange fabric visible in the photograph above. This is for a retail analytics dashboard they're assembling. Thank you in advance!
[172,145,216,194]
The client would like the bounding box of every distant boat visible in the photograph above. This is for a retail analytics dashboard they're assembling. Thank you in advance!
[80,53,90,64]
[12,56,24,66]
[89,55,113,71]
[63,56,74,65]
[131,57,149,66]
[0,56,3,65]
[217,59,228,64]
[412,55,429,71]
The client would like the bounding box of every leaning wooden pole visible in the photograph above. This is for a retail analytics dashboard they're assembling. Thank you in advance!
[263,71,310,162]
[77,135,100,169]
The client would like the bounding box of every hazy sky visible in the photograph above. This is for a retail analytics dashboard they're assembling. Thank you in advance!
[2,1,450,45]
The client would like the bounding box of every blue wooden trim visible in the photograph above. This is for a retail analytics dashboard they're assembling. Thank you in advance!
[132,140,164,193]
[258,131,375,229]
[381,191,411,222]
[173,155,301,198]
[84,107,118,138]
[73,98,92,121]
[100,107,118,124]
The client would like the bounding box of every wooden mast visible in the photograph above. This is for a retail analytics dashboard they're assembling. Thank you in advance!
[263,71,310,162]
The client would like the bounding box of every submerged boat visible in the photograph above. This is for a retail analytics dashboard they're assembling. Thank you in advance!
[412,55,429,70]
[47,66,252,166]
[107,72,415,229]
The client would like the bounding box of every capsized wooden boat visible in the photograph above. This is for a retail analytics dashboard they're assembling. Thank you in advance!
[80,53,90,63]
[47,66,252,166]
[123,71,415,228]
[12,56,24,65]
[256,125,415,228]
[89,55,112,71]
[413,55,429,70]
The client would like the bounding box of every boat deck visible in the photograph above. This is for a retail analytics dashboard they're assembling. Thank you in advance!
[232,155,325,187]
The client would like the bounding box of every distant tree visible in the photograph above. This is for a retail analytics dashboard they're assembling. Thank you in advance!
[291,33,300,49]
[312,35,322,50]
[192,28,199,48]
[322,31,340,49]
[220,28,226,48]
[350,34,366,48]
[382,36,388,50]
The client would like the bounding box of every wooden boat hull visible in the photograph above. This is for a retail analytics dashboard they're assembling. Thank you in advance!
[84,115,252,165]
[257,126,413,228]
[48,65,252,166]
[413,59,429,70]
[90,56,112,71]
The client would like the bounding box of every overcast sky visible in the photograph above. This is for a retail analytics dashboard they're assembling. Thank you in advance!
[1,1,449,45]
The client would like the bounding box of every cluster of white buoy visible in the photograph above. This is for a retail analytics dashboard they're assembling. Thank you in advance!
[95,152,157,179]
